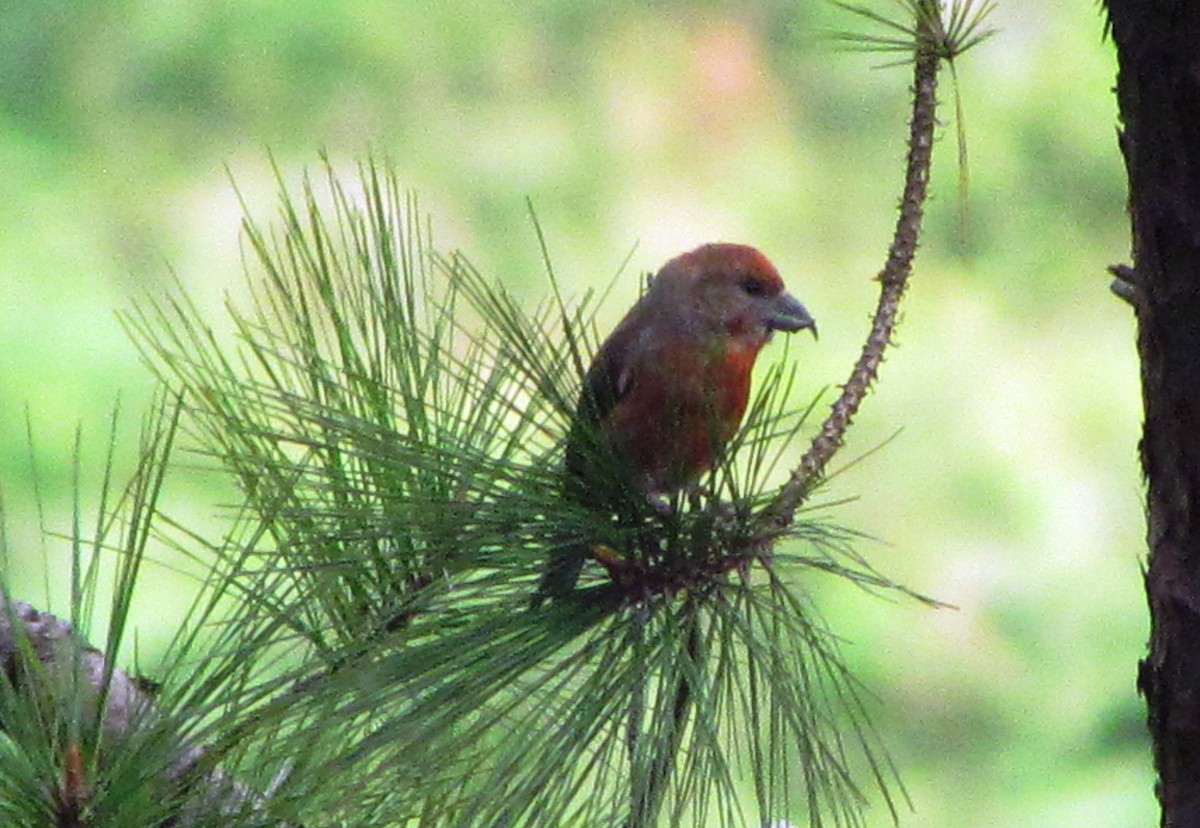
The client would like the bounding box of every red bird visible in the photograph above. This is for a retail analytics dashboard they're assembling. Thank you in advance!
[532,243,815,606]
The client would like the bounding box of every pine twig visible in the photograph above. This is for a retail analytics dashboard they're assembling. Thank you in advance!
[0,593,289,826]
[763,12,942,532]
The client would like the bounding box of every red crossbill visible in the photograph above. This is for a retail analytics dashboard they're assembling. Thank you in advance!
[532,243,815,606]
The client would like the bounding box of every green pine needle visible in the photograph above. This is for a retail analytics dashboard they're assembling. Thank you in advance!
[831,0,998,60]
[119,155,936,825]
[829,0,992,230]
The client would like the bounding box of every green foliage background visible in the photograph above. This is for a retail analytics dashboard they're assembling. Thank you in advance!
[0,1,1143,825]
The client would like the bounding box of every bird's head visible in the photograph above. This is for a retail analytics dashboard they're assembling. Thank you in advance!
[650,243,816,344]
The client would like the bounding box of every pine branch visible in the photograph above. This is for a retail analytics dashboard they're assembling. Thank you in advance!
[0,594,283,826]
[762,0,992,530]
[114,13,985,807]
[123,163,912,824]
[0,398,302,827]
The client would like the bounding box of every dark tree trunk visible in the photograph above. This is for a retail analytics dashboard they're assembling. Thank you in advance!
[1106,3,1200,825]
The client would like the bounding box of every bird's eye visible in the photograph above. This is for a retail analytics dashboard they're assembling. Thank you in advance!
[741,278,766,297]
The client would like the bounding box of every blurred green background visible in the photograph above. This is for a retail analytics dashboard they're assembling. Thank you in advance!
[0,0,1145,825]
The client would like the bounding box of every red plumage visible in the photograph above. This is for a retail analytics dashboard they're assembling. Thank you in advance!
[533,242,815,605]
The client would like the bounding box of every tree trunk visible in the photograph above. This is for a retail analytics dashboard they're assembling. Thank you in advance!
[1106,4,1200,825]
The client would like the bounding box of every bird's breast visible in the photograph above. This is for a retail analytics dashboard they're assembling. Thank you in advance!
[602,334,763,494]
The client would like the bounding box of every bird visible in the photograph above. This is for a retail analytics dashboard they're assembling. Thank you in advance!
[531,243,816,607]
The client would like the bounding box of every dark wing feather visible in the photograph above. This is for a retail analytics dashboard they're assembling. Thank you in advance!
[563,314,642,489]
[531,313,643,609]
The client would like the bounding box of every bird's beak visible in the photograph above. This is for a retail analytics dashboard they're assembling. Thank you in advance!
[767,291,817,339]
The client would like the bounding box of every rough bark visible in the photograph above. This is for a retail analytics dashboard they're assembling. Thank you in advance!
[1106,3,1200,825]
[0,593,270,825]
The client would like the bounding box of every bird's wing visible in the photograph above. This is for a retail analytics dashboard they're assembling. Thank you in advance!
[563,313,647,482]
[532,316,646,608]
